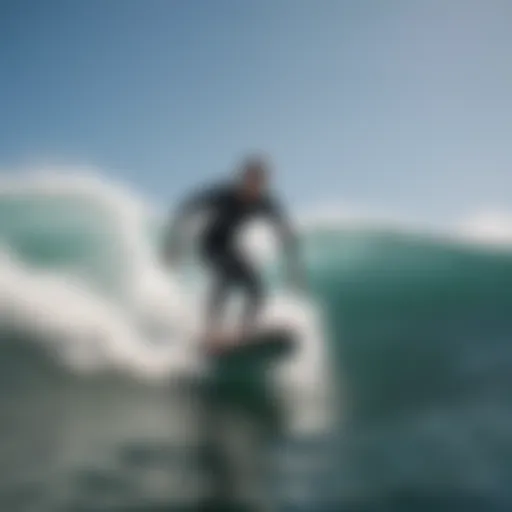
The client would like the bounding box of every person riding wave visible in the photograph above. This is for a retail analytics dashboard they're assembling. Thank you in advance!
[164,155,304,352]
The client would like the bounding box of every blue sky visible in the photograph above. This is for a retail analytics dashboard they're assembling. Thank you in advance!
[1,0,512,223]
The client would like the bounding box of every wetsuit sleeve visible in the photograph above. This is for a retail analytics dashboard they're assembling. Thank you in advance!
[262,198,306,289]
[163,185,224,258]
[262,197,299,259]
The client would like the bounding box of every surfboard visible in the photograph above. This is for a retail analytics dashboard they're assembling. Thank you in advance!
[205,327,296,410]
[211,327,296,365]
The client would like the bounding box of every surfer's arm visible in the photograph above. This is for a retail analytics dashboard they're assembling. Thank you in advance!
[163,185,224,262]
[263,198,304,288]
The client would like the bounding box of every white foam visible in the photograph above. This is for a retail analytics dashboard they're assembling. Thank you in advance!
[454,209,512,247]
[0,244,201,380]
[0,169,201,380]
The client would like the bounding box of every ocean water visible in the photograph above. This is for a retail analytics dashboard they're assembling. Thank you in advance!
[0,172,511,511]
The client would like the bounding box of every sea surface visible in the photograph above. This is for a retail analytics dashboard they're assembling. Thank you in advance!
[0,173,511,511]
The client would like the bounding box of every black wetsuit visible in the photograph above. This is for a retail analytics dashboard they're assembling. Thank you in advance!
[169,182,297,331]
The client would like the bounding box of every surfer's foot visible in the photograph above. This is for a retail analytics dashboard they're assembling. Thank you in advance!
[203,331,229,355]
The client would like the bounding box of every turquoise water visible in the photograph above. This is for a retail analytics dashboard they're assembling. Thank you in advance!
[0,183,511,511]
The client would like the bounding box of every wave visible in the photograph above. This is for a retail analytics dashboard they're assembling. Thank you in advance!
[0,170,332,430]
[1,168,512,503]
[1,170,511,382]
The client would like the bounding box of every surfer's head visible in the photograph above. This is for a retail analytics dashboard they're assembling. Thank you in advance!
[237,154,270,201]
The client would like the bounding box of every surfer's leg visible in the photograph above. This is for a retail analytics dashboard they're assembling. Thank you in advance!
[206,270,230,337]
[203,248,262,345]
[202,247,237,346]
[231,254,263,338]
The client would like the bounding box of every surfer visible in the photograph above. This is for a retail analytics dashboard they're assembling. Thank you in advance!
[164,155,303,352]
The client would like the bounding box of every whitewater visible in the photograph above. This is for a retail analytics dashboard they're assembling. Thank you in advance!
[1,168,512,511]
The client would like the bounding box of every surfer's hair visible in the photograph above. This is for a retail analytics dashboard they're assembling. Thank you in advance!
[238,154,270,182]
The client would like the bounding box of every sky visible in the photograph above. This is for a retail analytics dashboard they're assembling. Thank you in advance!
[1,0,512,224]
